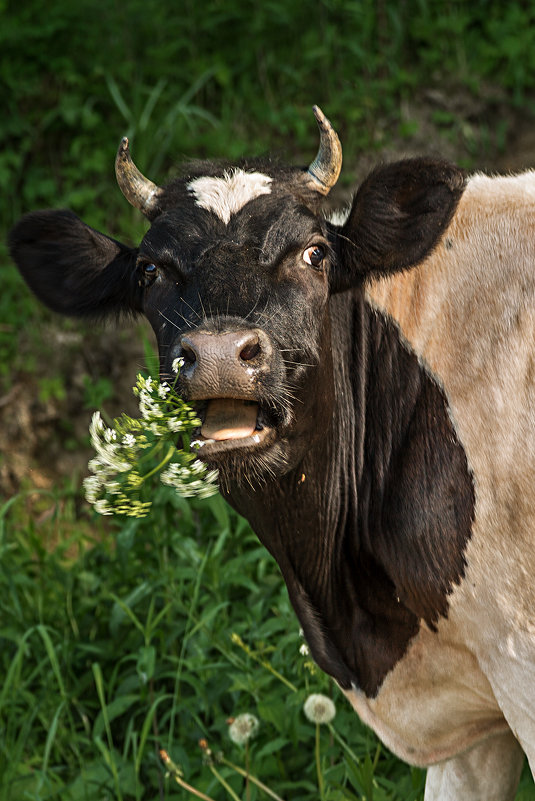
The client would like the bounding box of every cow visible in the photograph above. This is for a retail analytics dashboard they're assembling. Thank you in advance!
[8,106,535,800]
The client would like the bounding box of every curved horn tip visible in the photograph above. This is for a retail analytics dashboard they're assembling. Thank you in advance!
[114,136,162,215]
[116,137,130,159]
[307,105,343,195]
[312,105,326,125]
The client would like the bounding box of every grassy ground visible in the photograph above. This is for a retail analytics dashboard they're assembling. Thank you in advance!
[2,1,535,798]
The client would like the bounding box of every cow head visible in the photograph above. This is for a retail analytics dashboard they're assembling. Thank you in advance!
[8,107,464,489]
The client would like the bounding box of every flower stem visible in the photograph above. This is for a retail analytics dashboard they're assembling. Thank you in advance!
[245,741,250,801]
[208,764,242,801]
[159,750,217,801]
[327,723,361,765]
[315,724,324,800]
[139,444,175,483]
[221,757,286,801]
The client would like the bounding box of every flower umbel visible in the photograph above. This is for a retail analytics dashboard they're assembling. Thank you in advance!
[228,714,260,746]
[303,694,336,725]
[85,370,218,517]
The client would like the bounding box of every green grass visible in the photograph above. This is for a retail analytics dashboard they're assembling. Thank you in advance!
[0,487,428,800]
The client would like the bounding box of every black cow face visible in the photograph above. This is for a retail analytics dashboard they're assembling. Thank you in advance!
[136,188,335,484]
[8,110,464,489]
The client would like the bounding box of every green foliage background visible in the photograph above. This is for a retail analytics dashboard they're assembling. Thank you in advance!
[1,1,535,799]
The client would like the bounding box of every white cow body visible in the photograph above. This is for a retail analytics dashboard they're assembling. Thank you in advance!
[359,171,535,796]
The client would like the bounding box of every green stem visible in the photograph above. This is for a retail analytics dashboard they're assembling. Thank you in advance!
[316,724,324,800]
[245,741,250,801]
[221,758,286,801]
[170,773,218,801]
[327,723,361,766]
[139,444,175,483]
[372,742,382,771]
[160,750,218,801]
[209,764,242,801]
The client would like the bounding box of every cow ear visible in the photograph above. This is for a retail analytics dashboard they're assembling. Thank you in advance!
[329,159,465,292]
[8,209,140,318]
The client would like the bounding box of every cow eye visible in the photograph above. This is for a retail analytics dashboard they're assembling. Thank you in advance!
[140,262,158,287]
[303,245,325,269]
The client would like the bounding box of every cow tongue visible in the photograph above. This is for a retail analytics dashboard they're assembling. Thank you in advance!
[201,399,258,441]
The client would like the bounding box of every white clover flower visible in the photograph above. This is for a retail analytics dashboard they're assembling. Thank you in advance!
[303,694,336,725]
[94,499,113,516]
[83,475,102,503]
[172,357,185,373]
[167,417,183,432]
[190,459,205,475]
[228,713,259,746]
[104,428,117,443]
[138,389,162,419]
[104,481,121,495]
[86,371,219,517]
[196,483,219,499]
[93,444,130,473]
[90,411,105,435]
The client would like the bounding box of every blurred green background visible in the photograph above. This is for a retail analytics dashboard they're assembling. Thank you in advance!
[1,1,535,799]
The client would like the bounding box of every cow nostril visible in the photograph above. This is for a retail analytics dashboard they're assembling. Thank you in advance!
[240,341,261,361]
[181,342,197,365]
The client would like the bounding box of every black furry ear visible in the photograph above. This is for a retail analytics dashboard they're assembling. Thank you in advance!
[329,159,465,292]
[8,210,139,318]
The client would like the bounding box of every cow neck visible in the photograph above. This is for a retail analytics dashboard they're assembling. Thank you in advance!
[226,289,474,698]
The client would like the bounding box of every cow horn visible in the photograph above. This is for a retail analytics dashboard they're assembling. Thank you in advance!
[115,137,162,216]
[306,106,343,195]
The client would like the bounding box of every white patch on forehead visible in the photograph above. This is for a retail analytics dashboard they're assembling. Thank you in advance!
[187,169,272,224]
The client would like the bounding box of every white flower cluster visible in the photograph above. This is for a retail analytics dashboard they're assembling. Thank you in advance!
[84,371,218,517]
[228,713,260,746]
[161,459,218,499]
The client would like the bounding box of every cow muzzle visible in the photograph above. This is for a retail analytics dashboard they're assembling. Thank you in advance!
[175,328,280,453]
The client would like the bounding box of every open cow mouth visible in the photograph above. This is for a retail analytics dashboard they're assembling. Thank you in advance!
[192,398,277,456]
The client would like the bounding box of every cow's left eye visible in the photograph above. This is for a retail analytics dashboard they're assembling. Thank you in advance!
[303,245,325,269]
[139,262,159,287]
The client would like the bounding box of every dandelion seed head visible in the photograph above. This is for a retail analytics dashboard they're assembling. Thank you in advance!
[303,694,336,725]
[228,713,259,745]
